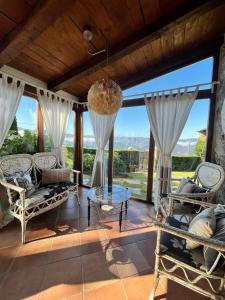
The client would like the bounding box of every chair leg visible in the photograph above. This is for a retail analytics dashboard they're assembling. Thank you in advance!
[21,220,27,244]
[149,274,160,300]
[75,188,80,206]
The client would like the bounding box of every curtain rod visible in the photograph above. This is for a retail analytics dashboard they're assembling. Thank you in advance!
[123,81,219,100]
[0,69,87,107]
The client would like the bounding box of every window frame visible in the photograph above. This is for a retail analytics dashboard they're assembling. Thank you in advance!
[76,52,219,203]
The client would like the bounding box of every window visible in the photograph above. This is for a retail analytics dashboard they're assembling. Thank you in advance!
[113,106,150,200]
[171,99,210,192]
[83,111,96,185]
[0,95,37,156]
[44,112,75,168]
[121,57,213,200]
[63,112,75,169]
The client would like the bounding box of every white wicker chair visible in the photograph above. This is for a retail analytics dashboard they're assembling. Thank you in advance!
[0,153,80,243]
[158,162,225,221]
[150,196,225,300]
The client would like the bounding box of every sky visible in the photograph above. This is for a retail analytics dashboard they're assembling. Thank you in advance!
[84,57,213,139]
[17,57,213,139]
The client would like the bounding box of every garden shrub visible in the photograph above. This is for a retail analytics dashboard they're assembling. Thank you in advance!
[172,156,202,171]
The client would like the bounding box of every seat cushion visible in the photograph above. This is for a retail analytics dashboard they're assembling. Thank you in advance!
[204,207,225,274]
[187,207,216,249]
[161,217,204,268]
[16,182,74,208]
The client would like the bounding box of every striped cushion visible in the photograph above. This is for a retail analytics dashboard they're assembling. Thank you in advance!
[42,168,71,185]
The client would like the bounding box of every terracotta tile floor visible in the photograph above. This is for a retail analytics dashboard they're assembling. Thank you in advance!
[0,188,208,300]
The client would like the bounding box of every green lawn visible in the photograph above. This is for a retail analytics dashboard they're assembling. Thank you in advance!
[113,170,195,200]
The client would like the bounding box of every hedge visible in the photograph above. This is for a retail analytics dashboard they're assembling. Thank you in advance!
[80,148,202,175]
[172,156,202,171]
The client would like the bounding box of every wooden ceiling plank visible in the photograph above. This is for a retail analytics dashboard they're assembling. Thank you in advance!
[49,0,224,91]
[0,0,75,65]
[0,12,16,40]
[118,38,223,91]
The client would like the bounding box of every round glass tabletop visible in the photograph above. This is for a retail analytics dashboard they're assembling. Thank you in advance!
[87,185,131,205]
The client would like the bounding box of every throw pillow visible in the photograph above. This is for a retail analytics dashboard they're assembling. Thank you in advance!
[176,178,194,194]
[186,207,216,249]
[42,168,71,185]
[203,217,225,274]
[14,172,36,198]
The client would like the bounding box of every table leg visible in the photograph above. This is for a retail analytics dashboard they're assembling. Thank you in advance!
[125,201,128,215]
[88,199,90,227]
[119,202,123,232]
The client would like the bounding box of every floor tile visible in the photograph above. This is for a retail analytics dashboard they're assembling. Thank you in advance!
[10,239,52,272]
[108,243,151,278]
[0,265,45,300]
[136,236,157,269]
[48,232,81,263]
[122,272,167,300]
[0,245,20,273]
[84,281,126,300]
[39,257,82,300]
[82,251,119,292]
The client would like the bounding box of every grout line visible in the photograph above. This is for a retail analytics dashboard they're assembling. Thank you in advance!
[120,279,129,300]
[81,255,85,300]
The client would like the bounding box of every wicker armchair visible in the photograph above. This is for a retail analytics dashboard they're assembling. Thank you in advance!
[0,153,80,243]
[150,198,225,300]
[158,162,225,221]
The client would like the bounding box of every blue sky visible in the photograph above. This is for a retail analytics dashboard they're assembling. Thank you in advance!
[17,57,213,139]
[84,57,213,139]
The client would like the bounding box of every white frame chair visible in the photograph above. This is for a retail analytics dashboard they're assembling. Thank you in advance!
[150,196,225,300]
[158,162,225,220]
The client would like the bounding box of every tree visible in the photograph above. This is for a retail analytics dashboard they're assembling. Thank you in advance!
[10,118,18,134]
[194,139,206,161]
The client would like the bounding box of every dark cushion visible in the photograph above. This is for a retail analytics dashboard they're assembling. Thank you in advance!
[161,217,203,268]
[42,182,74,200]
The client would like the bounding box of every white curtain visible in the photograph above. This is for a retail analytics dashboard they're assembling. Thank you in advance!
[145,89,198,208]
[37,90,73,166]
[0,73,24,228]
[88,109,116,187]
[0,74,24,148]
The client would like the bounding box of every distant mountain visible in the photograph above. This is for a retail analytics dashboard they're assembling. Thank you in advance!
[18,127,198,155]
[83,135,198,155]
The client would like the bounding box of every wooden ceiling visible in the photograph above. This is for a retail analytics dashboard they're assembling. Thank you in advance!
[0,0,225,100]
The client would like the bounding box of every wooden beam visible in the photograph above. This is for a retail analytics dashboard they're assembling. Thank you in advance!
[79,89,214,112]
[49,0,224,91]
[147,132,155,204]
[108,129,114,186]
[37,102,44,152]
[0,0,74,65]
[74,109,83,185]
[205,51,220,162]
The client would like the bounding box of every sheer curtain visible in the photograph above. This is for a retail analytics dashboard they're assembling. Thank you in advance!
[0,73,24,228]
[145,89,198,208]
[88,109,116,187]
[37,90,73,166]
[0,74,24,148]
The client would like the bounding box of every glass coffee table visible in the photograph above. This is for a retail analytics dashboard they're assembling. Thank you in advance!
[87,185,131,231]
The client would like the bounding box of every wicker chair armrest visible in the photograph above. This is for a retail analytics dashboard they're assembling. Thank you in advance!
[158,178,182,182]
[170,192,213,199]
[72,169,81,174]
[0,180,25,193]
[153,221,225,252]
[167,194,216,208]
